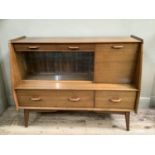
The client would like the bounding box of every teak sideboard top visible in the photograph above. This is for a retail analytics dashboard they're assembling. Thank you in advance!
[10,36,142,43]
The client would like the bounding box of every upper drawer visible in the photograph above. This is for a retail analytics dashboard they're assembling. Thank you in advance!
[95,43,139,62]
[13,43,95,52]
[16,90,94,108]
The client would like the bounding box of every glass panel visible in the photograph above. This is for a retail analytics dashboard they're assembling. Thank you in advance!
[20,51,94,81]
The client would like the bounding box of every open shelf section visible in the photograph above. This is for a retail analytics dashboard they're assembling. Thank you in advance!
[15,80,138,91]
[18,51,94,81]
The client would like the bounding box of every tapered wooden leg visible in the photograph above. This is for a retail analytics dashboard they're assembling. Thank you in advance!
[24,109,29,127]
[125,112,130,131]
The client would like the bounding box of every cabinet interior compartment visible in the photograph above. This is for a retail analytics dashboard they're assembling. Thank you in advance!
[16,51,94,81]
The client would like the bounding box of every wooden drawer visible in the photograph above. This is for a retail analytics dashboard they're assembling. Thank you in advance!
[95,43,139,83]
[16,90,94,108]
[95,91,136,110]
[14,43,95,52]
[95,43,139,62]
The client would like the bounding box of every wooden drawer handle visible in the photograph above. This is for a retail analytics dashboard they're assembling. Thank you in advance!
[28,46,40,49]
[112,45,124,49]
[68,97,81,102]
[109,97,122,103]
[68,46,80,50]
[30,97,42,101]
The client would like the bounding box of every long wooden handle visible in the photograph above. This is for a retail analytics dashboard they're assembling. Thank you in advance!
[112,45,124,49]
[68,97,81,102]
[109,97,122,103]
[30,97,41,101]
[68,46,80,50]
[28,46,40,49]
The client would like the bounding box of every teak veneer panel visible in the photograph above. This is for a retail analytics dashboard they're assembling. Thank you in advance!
[94,43,139,83]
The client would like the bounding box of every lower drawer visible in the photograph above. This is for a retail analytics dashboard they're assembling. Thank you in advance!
[95,91,136,110]
[16,90,94,108]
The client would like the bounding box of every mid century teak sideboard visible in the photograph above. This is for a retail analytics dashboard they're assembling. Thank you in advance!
[9,35,143,130]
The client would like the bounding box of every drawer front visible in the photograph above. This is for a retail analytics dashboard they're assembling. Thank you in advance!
[14,43,95,52]
[95,43,138,61]
[95,43,139,83]
[16,90,94,108]
[95,91,136,110]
